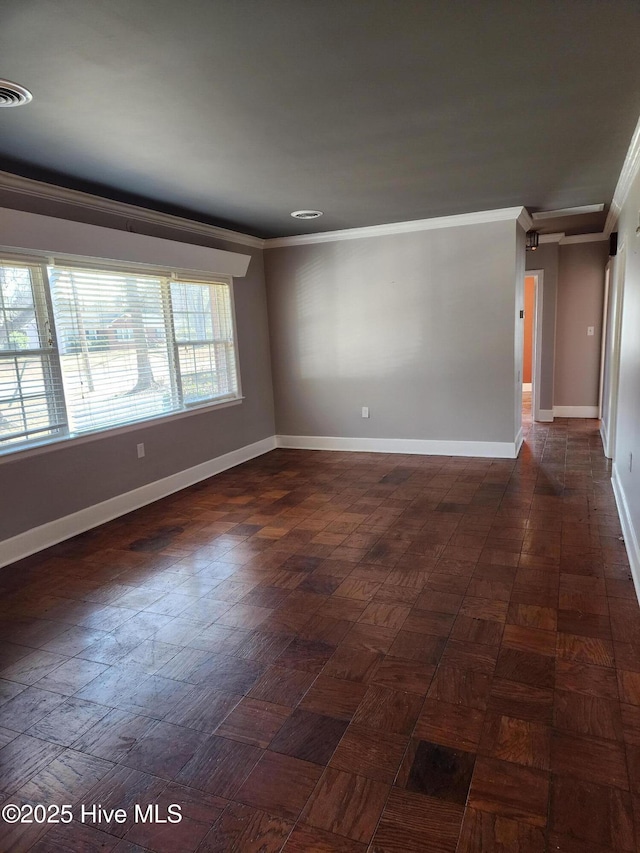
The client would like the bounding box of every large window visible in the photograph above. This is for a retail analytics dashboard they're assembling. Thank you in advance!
[0,260,66,446]
[0,257,240,453]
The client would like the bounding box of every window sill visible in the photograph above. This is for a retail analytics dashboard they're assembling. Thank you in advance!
[0,396,244,464]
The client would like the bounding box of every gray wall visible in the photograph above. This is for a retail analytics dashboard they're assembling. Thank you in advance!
[526,242,558,413]
[554,241,608,407]
[0,191,275,542]
[265,219,521,444]
[612,164,640,560]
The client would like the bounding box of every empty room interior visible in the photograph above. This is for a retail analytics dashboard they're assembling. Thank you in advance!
[2,2,640,851]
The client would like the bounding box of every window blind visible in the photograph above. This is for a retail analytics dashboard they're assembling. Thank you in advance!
[170,280,238,405]
[0,261,66,445]
[0,257,240,453]
[49,266,179,434]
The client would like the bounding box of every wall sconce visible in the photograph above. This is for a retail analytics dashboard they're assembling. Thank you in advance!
[526,231,539,251]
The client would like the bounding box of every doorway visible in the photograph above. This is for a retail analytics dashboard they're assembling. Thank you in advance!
[523,270,544,424]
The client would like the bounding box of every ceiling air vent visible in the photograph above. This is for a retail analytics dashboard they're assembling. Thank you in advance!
[0,80,33,107]
[291,210,323,219]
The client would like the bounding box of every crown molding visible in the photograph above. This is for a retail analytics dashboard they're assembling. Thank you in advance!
[11,163,613,252]
[0,170,265,250]
[537,231,608,246]
[265,206,531,248]
[517,208,533,231]
[0,172,540,252]
[532,203,604,220]
[0,207,252,276]
[604,113,640,237]
[560,232,608,245]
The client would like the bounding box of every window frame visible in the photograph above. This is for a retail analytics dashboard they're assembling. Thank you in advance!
[0,258,68,446]
[167,275,242,410]
[0,253,243,461]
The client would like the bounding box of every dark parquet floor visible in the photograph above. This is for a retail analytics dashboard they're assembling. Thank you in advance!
[0,396,638,852]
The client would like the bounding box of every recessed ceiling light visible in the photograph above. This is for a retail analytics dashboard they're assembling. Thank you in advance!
[0,79,33,107]
[290,210,323,220]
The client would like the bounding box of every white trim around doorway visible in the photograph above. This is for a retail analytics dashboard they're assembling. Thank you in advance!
[525,270,546,423]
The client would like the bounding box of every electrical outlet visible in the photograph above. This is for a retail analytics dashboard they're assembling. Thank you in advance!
[587,326,595,336]
[137,443,145,459]
[362,407,370,418]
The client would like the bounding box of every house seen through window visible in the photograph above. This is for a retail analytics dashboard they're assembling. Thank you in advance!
[0,258,240,452]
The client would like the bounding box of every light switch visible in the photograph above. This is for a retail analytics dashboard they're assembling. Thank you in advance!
[362,407,370,418]
[587,326,595,336]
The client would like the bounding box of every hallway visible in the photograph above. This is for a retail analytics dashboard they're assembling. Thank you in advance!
[0,409,637,852]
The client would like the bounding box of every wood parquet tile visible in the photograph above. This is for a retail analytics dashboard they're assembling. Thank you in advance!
[468,756,550,827]
[176,734,262,798]
[1,407,638,850]
[268,708,348,764]
[329,724,408,784]
[396,739,476,804]
[550,776,635,851]
[235,751,322,820]
[124,783,227,852]
[198,803,292,853]
[458,807,547,852]
[301,766,390,843]
[370,788,464,852]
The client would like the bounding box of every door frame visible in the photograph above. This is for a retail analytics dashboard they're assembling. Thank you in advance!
[601,246,625,459]
[598,262,611,420]
[525,270,545,423]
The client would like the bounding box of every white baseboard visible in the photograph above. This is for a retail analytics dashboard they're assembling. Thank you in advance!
[515,427,524,457]
[553,406,599,418]
[612,464,640,606]
[600,421,610,458]
[536,409,554,422]
[522,383,532,392]
[0,435,277,569]
[276,434,521,459]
